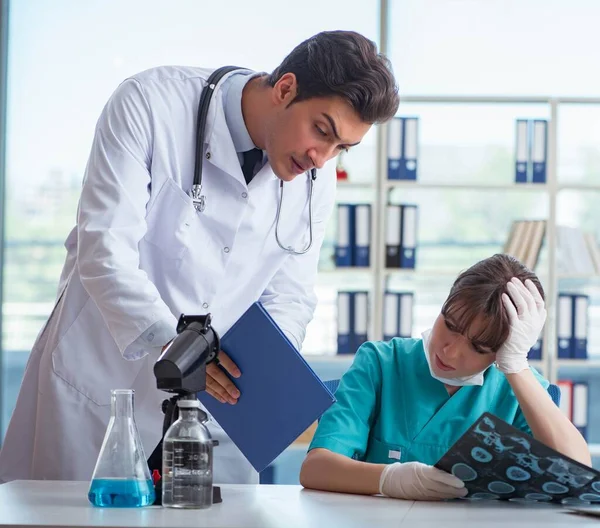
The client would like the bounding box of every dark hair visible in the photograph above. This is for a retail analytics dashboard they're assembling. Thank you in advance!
[441,254,545,354]
[267,30,399,124]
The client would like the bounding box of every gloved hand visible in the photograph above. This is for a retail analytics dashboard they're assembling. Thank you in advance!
[496,277,547,374]
[379,462,467,501]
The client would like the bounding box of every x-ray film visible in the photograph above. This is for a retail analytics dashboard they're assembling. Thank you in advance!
[435,412,600,504]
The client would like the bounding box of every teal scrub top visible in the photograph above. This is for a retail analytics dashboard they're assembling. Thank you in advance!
[309,338,549,466]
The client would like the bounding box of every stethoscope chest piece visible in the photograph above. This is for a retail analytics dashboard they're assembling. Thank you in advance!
[189,184,206,213]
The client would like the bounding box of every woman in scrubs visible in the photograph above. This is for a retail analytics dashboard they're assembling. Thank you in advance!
[300,254,590,501]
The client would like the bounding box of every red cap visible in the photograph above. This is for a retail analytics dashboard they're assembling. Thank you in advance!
[152,469,161,485]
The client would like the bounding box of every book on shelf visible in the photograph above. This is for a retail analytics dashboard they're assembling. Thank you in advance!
[337,291,370,355]
[334,203,372,268]
[514,118,547,184]
[557,294,589,359]
[503,219,545,270]
[387,116,419,181]
[504,220,600,275]
[383,292,413,341]
[557,226,600,275]
[385,203,418,269]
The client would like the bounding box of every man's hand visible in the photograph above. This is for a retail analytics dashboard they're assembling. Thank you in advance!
[496,277,547,374]
[205,351,241,404]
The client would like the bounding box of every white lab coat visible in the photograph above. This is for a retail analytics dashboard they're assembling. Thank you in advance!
[0,66,336,484]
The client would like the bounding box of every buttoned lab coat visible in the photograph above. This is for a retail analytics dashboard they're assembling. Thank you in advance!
[0,66,336,484]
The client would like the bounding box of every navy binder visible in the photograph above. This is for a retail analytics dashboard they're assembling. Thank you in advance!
[352,291,369,352]
[387,117,403,180]
[335,204,354,267]
[557,294,573,359]
[399,204,418,269]
[385,204,401,268]
[528,338,543,361]
[531,119,547,184]
[515,119,529,183]
[383,291,399,341]
[398,292,413,338]
[337,291,353,354]
[572,294,589,359]
[400,117,418,180]
[197,303,336,472]
[354,204,371,267]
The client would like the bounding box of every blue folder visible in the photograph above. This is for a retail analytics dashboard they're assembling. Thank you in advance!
[197,302,336,473]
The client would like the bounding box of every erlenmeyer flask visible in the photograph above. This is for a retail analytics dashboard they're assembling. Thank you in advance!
[88,389,155,507]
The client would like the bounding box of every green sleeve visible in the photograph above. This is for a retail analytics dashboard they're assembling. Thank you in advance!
[308,342,383,460]
[511,366,550,435]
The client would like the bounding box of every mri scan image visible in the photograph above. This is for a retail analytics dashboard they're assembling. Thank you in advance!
[435,412,599,503]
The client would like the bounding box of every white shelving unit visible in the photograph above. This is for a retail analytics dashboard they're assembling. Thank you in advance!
[335,93,600,388]
[283,0,600,477]
[386,181,549,191]
[318,5,599,390]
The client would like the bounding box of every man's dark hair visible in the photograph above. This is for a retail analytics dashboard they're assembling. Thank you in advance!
[441,254,545,354]
[267,30,399,124]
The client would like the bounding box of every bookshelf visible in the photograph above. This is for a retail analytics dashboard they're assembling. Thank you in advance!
[309,97,600,476]
[272,2,600,483]
[316,80,600,389]
[339,95,600,390]
[309,6,599,435]
[386,181,549,191]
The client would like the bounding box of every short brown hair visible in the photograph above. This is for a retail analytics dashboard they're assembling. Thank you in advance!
[267,30,399,124]
[441,254,545,354]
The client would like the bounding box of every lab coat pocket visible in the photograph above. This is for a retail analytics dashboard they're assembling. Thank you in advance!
[144,178,195,260]
[51,298,146,406]
[366,436,407,464]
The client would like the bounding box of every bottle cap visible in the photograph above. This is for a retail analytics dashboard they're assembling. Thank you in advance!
[177,398,201,408]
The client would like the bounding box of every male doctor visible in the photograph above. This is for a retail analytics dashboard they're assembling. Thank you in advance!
[0,30,399,484]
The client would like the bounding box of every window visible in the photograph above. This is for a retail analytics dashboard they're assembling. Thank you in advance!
[388,0,600,96]
[1,0,378,438]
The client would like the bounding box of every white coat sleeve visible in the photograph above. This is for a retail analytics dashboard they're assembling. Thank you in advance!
[258,161,337,350]
[77,78,178,359]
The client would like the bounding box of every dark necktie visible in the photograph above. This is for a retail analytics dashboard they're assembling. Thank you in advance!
[241,148,263,184]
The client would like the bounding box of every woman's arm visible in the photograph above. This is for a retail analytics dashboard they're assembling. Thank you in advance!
[300,448,385,495]
[506,370,590,465]
[300,448,467,500]
[497,278,591,465]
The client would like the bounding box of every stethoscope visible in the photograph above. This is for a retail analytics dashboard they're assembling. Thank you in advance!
[189,66,316,256]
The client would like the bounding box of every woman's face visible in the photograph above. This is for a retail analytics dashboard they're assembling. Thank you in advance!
[427,313,497,379]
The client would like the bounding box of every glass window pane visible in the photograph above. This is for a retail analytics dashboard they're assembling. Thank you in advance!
[388,0,600,96]
[558,105,600,185]
[2,0,378,438]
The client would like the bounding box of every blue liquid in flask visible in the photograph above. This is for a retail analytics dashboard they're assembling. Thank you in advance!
[88,478,155,507]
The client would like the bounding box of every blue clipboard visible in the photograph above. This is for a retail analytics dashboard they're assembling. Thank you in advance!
[197,302,336,472]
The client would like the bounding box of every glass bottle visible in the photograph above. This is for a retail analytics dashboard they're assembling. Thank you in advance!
[162,396,214,509]
[88,389,155,507]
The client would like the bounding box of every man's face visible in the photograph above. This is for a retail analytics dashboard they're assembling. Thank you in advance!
[263,74,371,181]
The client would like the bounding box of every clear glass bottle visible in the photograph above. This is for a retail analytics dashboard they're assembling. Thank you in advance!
[88,389,155,507]
[162,396,214,509]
